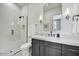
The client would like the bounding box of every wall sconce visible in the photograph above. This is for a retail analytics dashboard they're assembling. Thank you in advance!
[65,8,70,20]
[39,15,43,23]
[72,14,79,21]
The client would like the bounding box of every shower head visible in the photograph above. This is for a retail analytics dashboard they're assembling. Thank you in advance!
[19,16,24,19]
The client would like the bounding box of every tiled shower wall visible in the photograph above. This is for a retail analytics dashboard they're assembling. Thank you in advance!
[0,3,24,55]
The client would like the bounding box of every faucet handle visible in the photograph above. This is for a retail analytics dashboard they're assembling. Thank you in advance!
[57,33,60,38]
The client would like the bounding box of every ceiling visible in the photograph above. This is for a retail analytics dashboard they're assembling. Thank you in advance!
[44,3,62,12]
[15,3,60,9]
[15,3,27,8]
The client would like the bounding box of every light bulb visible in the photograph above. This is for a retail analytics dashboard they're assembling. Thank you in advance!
[65,8,70,15]
[39,15,43,21]
[65,8,70,20]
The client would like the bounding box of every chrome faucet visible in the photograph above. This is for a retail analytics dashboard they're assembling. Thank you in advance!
[50,31,52,37]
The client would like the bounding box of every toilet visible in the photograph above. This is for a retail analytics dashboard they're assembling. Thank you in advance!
[20,42,31,56]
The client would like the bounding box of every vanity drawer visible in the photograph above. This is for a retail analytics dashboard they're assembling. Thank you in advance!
[39,40,45,46]
[39,40,49,46]
[32,39,40,56]
[48,42,61,49]
[62,44,79,55]
[32,39,39,44]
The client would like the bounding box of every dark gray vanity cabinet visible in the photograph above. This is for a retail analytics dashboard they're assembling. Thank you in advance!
[32,39,79,56]
[32,39,40,56]
[47,42,61,56]
[44,41,49,56]
[39,40,45,56]
[32,39,61,56]
[48,47,61,56]
[44,41,61,56]
[62,44,79,56]
[44,46,49,56]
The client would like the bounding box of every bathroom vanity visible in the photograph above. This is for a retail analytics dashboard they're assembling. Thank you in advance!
[32,35,79,56]
[31,3,79,56]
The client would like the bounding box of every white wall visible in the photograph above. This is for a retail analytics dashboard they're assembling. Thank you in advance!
[27,3,75,35]
[61,3,74,34]
[28,3,45,37]
[0,3,44,54]
[27,3,79,36]
[0,3,22,54]
[61,3,79,34]
[21,3,79,43]
[21,4,28,42]
[20,3,45,43]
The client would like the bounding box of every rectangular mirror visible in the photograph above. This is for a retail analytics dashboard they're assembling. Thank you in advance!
[43,3,62,32]
[52,15,61,31]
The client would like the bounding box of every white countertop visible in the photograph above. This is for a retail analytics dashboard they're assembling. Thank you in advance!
[32,35,79,46]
